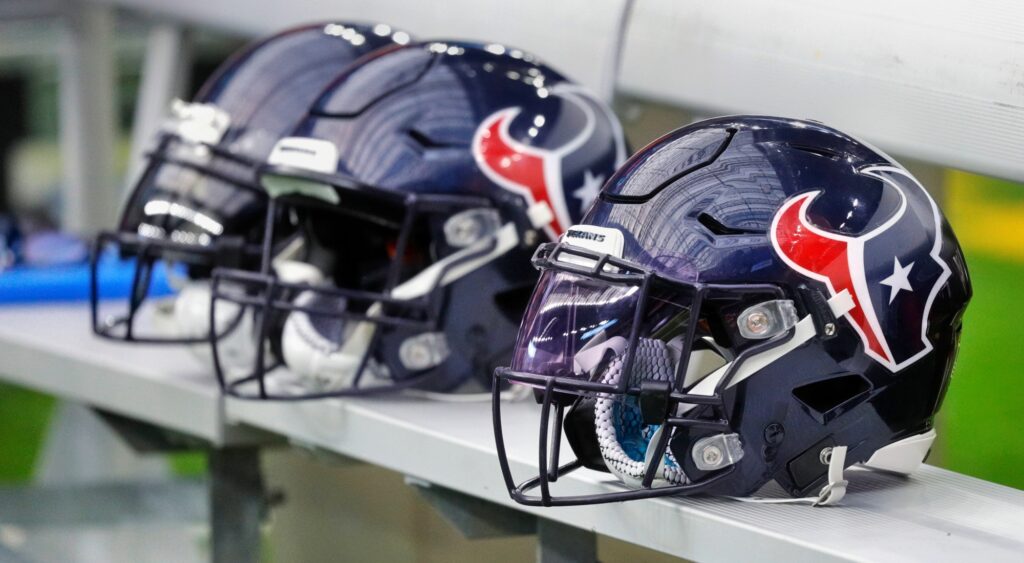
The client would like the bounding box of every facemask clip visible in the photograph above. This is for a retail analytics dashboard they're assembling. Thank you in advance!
[692,433,744,471]
[399,332,450,372]
[443,208,501,248]
[796,285,841,340]
[737,299,799,340]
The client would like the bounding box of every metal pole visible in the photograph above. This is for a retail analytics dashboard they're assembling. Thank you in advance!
[537,518,597,563]
[124,21,192,200]
[57,0,117,233]
[603,0,636,103]
[208,447,265,563]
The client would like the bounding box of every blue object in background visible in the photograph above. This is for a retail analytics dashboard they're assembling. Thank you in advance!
[0,254,179,304]
[22,232,89,267]
[0,215,23,271]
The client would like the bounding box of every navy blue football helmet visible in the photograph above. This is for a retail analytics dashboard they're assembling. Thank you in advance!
[493,116,971,506]
[91,22,407,343]
[210,41,627,399]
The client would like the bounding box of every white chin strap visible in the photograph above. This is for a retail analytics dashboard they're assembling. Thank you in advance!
[706,291,855,506]
[281,294,380,391]
[729,445,848,507]
[279,222,521,391]
[171,260,326,374]
[165,280,254,370]
[680,290,856,413]
[695,289,936,506]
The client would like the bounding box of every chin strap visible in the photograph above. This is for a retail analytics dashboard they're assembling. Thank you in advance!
[728,445,848,507]
[279,222,521,390]
[813,447,849,506]
[681,291,856,414]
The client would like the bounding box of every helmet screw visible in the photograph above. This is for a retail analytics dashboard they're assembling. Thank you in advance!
[819,446,834,465]
[701,445,723,467]
[451,219,479,244]
[745,311,770,335]
[398,333,450,371]
[404,343,430,369]
[763,423,785,446]
[824,322,836,336]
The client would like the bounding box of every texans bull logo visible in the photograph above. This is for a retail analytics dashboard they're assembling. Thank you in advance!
[770,165,951,372]
[471,85,625,241]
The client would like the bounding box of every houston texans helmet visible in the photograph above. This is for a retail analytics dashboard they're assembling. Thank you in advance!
[210,41,627,399]
[493,115,971,506]
[91,22,408,343]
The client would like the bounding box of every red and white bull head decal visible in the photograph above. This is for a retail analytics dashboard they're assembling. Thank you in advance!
[770,165,952,372]
[471,85,626,241]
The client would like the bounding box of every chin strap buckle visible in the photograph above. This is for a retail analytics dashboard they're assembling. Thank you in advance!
[727,444,848,507]
[812,445,848,506]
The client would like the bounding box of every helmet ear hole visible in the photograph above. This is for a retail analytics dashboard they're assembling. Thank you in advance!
[792,374,871,424]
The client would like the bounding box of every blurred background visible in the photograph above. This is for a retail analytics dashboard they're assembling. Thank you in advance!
[0,1,1020,561]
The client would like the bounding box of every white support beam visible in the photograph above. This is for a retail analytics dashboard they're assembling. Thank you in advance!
[0,305,266,446]
[78,0,629,97]
[620,0,1024,182]
[58,0,118,232]
[0,0,62,20]
[74,0,1024,182]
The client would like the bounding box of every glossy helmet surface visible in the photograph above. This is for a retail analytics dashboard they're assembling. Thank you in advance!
[91,22,407,343]
[211,40,627,399]
[494,115,971,506]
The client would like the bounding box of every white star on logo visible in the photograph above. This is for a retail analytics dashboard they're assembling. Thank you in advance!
[880,257,915,304]
[572,170,604,213]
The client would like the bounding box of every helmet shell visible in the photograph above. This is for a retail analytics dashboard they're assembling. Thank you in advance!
[583,116,971,496]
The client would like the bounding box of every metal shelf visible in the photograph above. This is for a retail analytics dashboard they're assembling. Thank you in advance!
[0,305,1021,561]
[225,392,1024,563]
[0,304,260,445]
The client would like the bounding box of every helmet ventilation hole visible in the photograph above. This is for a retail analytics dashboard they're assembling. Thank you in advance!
[792,374,871,423]
[696,212,764,236]
[788,144,840,160]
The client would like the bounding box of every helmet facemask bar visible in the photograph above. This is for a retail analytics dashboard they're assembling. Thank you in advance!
[210,264,441,400]
[493,242,796,506]
[210,165,508,400]
[91,133,268,344]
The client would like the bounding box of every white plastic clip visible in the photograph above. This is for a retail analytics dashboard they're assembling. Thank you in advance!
[813,445,848,506]
[261,137,341,203]
[828,289,855,318]
[727,444,848,507]
[167,99,230,145]
[526,202,554,229]
[267,137,338,174]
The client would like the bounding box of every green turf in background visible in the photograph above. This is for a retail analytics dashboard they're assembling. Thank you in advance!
[0,382,55,482]
[170,451,207,476]
[0,381,205,480]
[935,252,1024,490]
